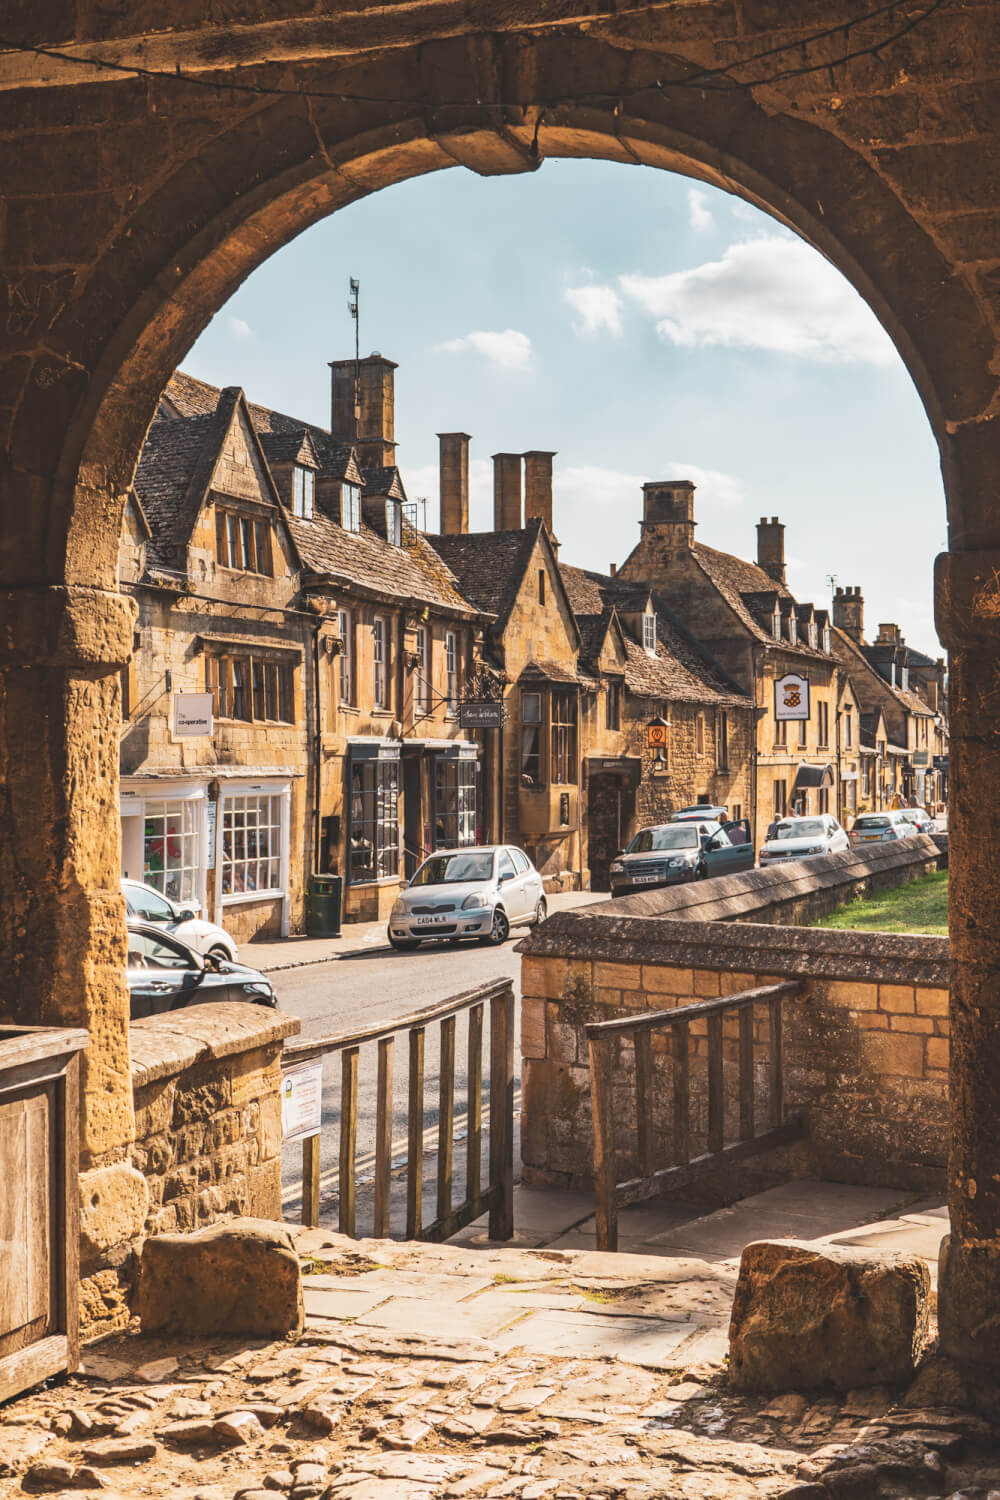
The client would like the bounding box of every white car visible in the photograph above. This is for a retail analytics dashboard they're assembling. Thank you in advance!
[849,810,922,845]
[120,878,238,962]
[759,815,849,865]
[388,846,546,950]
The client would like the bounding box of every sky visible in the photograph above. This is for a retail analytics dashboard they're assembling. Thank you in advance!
[185,158,946,652]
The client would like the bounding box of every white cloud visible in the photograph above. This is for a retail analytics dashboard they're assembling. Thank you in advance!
[564,284,624,336]
[437,329,532,370]
[688,188,714,232]
[228,315,253,340]
[619,236,897,365]
[661,462,745,509]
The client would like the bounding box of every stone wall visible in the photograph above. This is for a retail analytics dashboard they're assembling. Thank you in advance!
[600,836,939,929]
[80,1002,299,1340]
[518,909,950,1202]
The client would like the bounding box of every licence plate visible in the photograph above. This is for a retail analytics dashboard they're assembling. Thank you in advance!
[859,834,880,840]
[631,874,661,885]
[416,915,451,926]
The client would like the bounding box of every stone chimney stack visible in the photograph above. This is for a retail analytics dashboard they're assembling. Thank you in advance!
[876,622,902,645]
[641,480,696,550]
[523,450,556,531]
[493,453,523,531]
[330,352,397,469]
[438,432,470,534]
[833,585,865,643]
[756,516,786,586]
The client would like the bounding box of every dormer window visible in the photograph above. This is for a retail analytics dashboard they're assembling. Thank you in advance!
[808,621,818,649]
[342,483,361,533]
[788,614,798,646]
[891,662,897,687]
[292,465,314,519]
[823,625,831,653]
[387,500,402,547]
[642,613,656,655]
[772,607,782,639]
[901,666,909,691]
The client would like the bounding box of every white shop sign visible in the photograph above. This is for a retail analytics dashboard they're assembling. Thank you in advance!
[282,1062,324,1142]
[774,673,810,721]
[173,692,214,738]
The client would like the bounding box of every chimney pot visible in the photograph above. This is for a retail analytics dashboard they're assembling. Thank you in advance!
[756,516,786,586]
[609,562,617,576]
[833,584,865,642]
[438,432,471,534]
[523,450,556,533]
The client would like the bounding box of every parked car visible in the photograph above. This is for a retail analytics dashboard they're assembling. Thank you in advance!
[387,845,546,950]
[759,815,850,866]
[126,921,274,1019]
[671,804,730,823]
[900,806,935,834]
[121,878,238,962]
[610,818,754,896]
[849,810,921,844]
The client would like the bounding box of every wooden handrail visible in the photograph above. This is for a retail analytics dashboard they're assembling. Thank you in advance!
[283,977,512,1064]
[584,980,802,1041]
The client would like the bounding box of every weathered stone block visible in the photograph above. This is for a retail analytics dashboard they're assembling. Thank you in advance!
[860,1030,925,1078]
[919,986,950,1016]
[827,981,878,1011]
[134,1218,303,1336]
[729,1241,930,1393]
[878,984,916,1014]
[521,997,546,1059]
[79,1163,150,1265]
[594,961,640,989]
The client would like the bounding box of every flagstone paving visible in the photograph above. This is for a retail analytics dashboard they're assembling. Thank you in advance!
[2,1224,1000,1499]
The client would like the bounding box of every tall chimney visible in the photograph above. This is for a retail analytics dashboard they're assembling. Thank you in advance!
[523,450,556,531]
[876,623,901,645]
[492,453,522,530]
[438,432,470,534]
[329,353,397,468]
[833,585,865,643]
[756,516,786,585]
[640,480,696,550]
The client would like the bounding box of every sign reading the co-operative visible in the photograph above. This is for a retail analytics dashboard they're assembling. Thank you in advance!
[774,673,810,721]
[173,692,214,737]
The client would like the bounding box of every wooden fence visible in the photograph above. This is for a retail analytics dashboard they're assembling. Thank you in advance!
[282,977,515,1243]
[585,980,803,1251]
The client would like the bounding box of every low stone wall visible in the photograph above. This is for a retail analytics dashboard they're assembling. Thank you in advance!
[601,836,938,928]
[518,913,950,1202]
[80,1003,299,1340]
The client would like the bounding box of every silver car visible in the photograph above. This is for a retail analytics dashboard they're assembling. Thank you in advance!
[388,846,546,950]
[759,815,849,865]
[121,878,238,962]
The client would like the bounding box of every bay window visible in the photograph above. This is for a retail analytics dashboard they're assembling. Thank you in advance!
[349,759,400,881]
[551,690,578,785]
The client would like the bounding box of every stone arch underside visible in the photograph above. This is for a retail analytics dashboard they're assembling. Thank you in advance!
[3,5,1000,1366]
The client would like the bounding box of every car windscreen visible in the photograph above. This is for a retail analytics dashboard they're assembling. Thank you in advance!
[774,820,825,840]
[626,827,699,853]
[411,853,494,885]
[854,816,890,829]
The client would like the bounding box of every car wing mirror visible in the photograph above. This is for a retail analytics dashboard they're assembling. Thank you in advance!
[176,908,196,923]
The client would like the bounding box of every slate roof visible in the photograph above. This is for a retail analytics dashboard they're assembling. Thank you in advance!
[560,563,749,706]
[133,407,231,570]
[428,525,545,631]
[289,509,476,614]
[688,543,830,661]
[832,626,935,720]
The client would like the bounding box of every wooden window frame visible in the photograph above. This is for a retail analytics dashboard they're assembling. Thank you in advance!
[337,609,354,706]
[445,631,459,714]
[215,504,273,575]
[373,616,389,710]
[206,651,295,724]
[551,689,578,786]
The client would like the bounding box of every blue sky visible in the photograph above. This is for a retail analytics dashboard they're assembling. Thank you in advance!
[186,159,945,652]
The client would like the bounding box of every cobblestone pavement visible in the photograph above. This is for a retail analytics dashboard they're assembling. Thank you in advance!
[3,1232,1000,1498]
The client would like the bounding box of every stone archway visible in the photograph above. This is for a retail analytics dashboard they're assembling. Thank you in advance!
[2,5,999,1364]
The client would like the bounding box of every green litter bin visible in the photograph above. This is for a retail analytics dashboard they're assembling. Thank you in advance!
[306,872,342,938]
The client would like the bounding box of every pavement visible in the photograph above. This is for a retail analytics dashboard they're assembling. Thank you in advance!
[247,890,609,973]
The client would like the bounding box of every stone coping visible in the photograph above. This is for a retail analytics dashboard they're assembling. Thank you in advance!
[518,911,949,988]
[130,1003,300,1086]
[563,837,939,927]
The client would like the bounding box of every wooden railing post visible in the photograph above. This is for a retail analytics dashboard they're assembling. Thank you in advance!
[374,1035,394,1238]
[302,1136,321,1229]
[437,1015,456,1227]
[768,992,785,1128]
[738,1003,755,1142]
[407,1026,425,1239]
[673,1021,690,1165]
[467,1002,484,1206]
[707,1012,724,1154]
[588,1035,617,1252]
[634,1030,654,1180]
[488,984,515,1240]
[339,1046,359,1237]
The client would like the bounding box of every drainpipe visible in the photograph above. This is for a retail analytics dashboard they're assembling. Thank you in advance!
[750,646,760,848]
[312,619,323,873]
[835,707,842,824]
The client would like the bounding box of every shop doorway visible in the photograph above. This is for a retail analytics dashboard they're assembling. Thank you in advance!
[588,771,637,892]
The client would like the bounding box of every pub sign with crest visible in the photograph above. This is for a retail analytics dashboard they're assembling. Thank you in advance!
[774,673,810,721]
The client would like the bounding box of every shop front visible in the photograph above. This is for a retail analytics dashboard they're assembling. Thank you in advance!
[214,777,292,942]
[120,778,209,911]
[346,739,402,922]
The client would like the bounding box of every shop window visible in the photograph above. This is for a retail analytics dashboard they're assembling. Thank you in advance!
[142,799,201,905]
[207,653,294,723]
[773,778,787,816]
[415,626,431,716]
[521,691,542,787]
[642,613,656,655]
[435,758,477,848]
[221,793,282,897]
[373,616,389,709]
[215,506,273,574]
[350,759,399,882]
[342,483,361,533]
[338,610,353,704]
[716,709,729,770]
[552,689,578,785]
[292,465,315,519]
[446,631,459,713]
[605,680,621,731]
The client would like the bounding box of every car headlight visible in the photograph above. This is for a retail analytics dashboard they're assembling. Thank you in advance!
[243,982,274,1001]
[462,892,490,910]
[667,857,690,868]
[807,845,824,854]
[391,899,406,917]
[610,862,624,874]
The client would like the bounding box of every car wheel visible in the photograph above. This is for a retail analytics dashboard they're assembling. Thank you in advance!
[481,908,509,946]
[208,944,233,961]
[389,934,420,951]
[532,897,548,926]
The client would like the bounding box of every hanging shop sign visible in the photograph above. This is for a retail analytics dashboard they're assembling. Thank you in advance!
[646,716,668,750]
[774,673,810,721]
[459,701,505,730]
[281,1061,324,1142]
[173,692,214,737]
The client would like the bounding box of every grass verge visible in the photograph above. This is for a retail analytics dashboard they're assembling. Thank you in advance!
[812,869,948,936]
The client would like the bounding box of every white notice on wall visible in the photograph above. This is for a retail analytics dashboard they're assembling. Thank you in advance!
[282,1062,324,1142]
[173,692,214,737]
